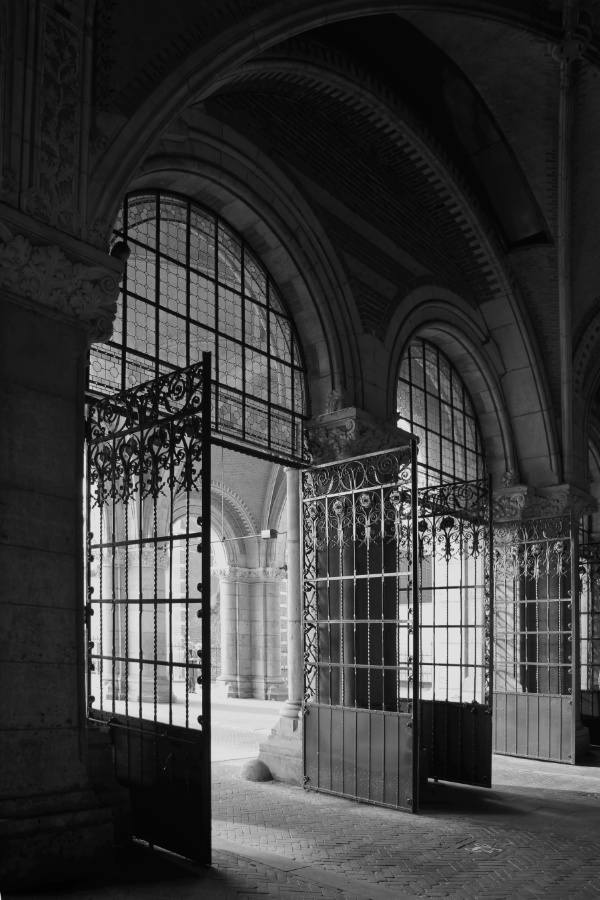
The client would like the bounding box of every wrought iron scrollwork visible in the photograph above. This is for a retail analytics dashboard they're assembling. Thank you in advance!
[87,363,205,507]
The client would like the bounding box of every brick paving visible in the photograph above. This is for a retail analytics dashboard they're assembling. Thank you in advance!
[7,748,600,900]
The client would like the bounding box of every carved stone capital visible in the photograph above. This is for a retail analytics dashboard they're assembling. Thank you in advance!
[0,226,120,344]
[112,547,169,568]
[213,565,285,583]
[529,485,597,520]
[492,483,597,522]
[492,486,530,522]
[305,407,413,464]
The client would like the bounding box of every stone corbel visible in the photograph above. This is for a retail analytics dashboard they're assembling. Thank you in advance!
[0,222,121,345]
[305,406,413,464]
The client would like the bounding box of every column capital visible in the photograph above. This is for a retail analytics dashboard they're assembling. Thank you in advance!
[305,406,413,464]
[492,483,597,522]
[0,207,123,345]
[213,565,285,583]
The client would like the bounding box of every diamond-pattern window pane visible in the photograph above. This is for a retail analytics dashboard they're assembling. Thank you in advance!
[247,349,269,401]
[245,299,268,353]
[218,338,243,391]
[160,261,187,316]
[159,309,187,368]
[128,250,156,301]
[221,289,242,341]
[272,313,292,361]
[190,271,215,330]
[244,251,267,299]
[217,224,242,290]
[126,296,155,357]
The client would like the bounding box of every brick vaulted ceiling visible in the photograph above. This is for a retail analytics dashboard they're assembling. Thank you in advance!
[192,17,550,339]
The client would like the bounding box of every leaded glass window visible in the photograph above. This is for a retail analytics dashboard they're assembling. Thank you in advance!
[397,338,485,484]
[88,191,307,460]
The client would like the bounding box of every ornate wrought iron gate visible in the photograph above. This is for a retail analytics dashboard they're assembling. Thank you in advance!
[579,542,600,743]
[418,478,493,788]
[302,445,420,811]
[302,447,493,809]
[494,513,577,762]
[85,357,211,862]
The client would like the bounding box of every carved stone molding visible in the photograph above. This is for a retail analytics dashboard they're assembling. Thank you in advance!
[0,229,119,344]
[103,547,170,568]
[0,170,18,208]
[492,486,529,522]
[23,9,83,237]
[492,483,597,522]
[305,407,412,464]
[213,565,285,583]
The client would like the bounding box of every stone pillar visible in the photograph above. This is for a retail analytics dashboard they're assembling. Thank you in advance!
[0,220,123,887]
[215,565,285,699]
[122,546,172,704]
[259,404,409,783]
[280,467,302,719]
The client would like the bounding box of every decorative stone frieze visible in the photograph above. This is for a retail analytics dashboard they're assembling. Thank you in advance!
[112,547,169,567]
[22,9,83,237]
[0,228,120,343]
[492,483,597,522]
[492,486,530,522]
[305,406,412,464]
[213,565,285,583]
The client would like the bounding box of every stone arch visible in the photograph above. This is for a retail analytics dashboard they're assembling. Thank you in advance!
[129,127,363,413]
[385,284,554,487]
[89,0,565,233]
[87,4,557,430]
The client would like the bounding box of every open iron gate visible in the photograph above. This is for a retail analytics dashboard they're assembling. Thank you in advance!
[302,445,493,811]
[85,357,211,863]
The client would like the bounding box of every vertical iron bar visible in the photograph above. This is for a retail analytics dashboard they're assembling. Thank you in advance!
[201,352,212,863]
[411,438,420,813]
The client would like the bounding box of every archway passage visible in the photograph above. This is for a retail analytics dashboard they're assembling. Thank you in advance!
[86,192,309,863]
[394,338,493,788]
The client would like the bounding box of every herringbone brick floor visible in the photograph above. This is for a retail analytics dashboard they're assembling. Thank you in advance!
[8,750,600,900]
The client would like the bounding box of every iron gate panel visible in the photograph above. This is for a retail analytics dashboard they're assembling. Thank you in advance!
[494,514,575,762]
[302,445,420,812]
[580,543,600,743]
[86,357,211,863]
[417,478,493,788]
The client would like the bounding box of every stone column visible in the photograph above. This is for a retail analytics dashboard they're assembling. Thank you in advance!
[280,467,302,719]
[215,565,285,699]
[0,220,123,887]
[259,403,409,783]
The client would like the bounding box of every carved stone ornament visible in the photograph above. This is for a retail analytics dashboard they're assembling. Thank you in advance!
[108,547,169,568]
[0,229,120,344]
[23,9,83,237]
[492,487,528,522]
[212,566,285,583]
[492,483,597,522]
[305,407,413,464]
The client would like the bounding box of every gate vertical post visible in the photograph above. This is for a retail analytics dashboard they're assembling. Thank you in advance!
[201,352,212,865]
[410,438,420,812]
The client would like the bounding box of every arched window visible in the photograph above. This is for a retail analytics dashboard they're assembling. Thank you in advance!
[397,338,485,484]
[88,191,307,460]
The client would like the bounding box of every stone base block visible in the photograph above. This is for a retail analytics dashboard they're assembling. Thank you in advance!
[0,801,114,890]
[258,714,303,784]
